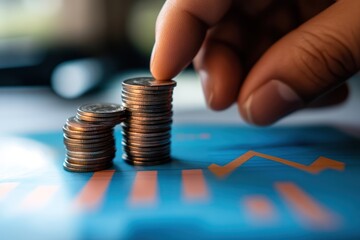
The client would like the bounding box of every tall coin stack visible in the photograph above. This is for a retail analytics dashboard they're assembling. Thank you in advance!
[63,103,126,172]
[121,77,176,166]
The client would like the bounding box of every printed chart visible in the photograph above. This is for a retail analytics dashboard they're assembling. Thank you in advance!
[0,125,359,239]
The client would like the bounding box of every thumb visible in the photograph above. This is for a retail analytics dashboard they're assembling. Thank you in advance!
[239,0,360,126]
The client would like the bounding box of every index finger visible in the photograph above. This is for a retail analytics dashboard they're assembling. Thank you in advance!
[150,0,232,80]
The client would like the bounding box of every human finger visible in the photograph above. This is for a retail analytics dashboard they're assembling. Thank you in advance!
[150,0,232,80]
[238,0,360,126]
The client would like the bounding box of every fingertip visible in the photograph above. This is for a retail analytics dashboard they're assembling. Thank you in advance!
[150,43,175,80]
[151,0,232,81]
[239,80,304,126]
[195,42,243,111]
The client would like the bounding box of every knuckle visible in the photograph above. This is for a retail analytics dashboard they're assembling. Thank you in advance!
[293,28,357,88]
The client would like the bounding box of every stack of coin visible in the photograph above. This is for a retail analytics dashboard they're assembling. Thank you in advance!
[121,77,176,165]
[63,103,126,172]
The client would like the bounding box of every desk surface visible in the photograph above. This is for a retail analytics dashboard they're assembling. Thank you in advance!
[0,71,360,239]
[0,125,360,239]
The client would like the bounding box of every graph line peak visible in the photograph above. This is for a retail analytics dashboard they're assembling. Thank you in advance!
[208,151,344,178]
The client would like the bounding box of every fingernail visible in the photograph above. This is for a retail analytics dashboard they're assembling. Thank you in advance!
[242,80,304,126]
[198,70,214,107]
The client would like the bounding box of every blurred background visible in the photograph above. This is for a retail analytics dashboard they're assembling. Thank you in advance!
[0,0,359,134]
[0,0,161,90]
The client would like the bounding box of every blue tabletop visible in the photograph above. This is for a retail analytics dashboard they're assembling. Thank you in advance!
[0,125,359,239]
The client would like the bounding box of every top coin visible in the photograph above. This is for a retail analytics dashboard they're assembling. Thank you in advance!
[122,77,176,90]
[78,103,125,117]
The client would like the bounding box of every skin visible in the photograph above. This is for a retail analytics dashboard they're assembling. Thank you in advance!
[150,0,360,126]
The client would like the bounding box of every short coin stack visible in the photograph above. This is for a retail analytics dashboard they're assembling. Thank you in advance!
[63,103,126,172]
[121,77,176,166]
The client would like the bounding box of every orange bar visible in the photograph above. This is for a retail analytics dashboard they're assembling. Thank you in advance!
[243,195,275,221]
[275,182,339,229]
[0,182,18,200]
[182,169,209,202]
[129,171,157,206]
[21,185,59,211]
[74,170,115,211]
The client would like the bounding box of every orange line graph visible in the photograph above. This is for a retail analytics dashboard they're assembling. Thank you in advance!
[208,151,345,178]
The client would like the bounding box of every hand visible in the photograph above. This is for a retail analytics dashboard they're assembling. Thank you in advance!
[150,0,360,125]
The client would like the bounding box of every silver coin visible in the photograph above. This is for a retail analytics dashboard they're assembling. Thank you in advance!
[66,117,109,132]
[122,84,174,91]
[78,103,126,117]
[122,77,176,89]
[121,88,172,96]
[76,113,125,125]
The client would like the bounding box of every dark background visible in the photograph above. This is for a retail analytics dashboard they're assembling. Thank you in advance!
[0,0,163,87]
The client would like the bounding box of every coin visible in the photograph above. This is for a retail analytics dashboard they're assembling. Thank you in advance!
[121,95,172,103]
[121,77,176,166]
[66,117,108,132]
[63,160,112,173]
[76,114,125,125]
[66,155,114,165]
[63,124,112,136]
[66,147,116,158]
[63,102,124,172]
[122,154,171,166]
[63,134,113,144]
[63,132,113,140]
[122,77,176,89]
[78,103,126,117]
